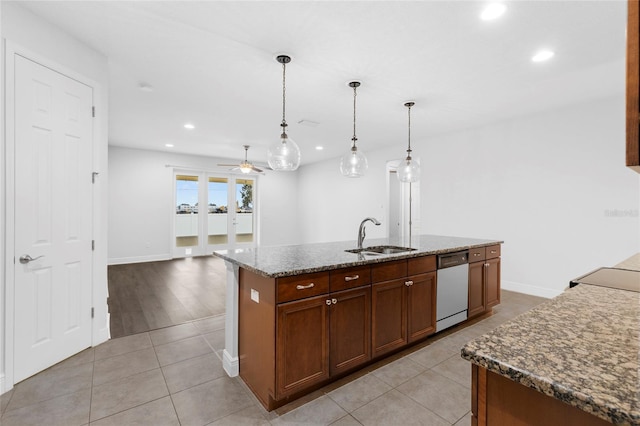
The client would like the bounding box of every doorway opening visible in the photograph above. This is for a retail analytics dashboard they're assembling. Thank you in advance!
[387,160,421,246]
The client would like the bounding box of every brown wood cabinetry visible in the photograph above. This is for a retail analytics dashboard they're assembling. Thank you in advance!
[471,365,610,426]
[329,286,371,376]
[276,294,330,397]
[238,248,495,411]
[627,0,640,172]
[371,257,436,358]
[468,245,501,319]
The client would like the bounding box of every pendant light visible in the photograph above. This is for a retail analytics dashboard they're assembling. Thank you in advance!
[267,55,301,171]
[340,81,368,177]
[397,101,421,183]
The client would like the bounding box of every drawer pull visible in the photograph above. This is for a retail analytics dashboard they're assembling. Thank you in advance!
[405,280,414,286]
[344,275,360,282]
[473,253,481,257]
[296,283,315,290]
[490,250,497,254]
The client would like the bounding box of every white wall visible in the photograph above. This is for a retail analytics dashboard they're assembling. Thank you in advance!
[297,96,640,298]
[1,2,110,393]
[108,146,299,263]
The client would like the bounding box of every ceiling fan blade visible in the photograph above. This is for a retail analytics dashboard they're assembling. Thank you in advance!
[217,163,240,167]
[251,166,264,173]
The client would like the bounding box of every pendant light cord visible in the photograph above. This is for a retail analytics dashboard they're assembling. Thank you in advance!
[407,103,412,155]
[281,61,287,131]
[352,85,358,147]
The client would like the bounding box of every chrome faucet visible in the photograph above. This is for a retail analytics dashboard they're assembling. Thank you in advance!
[357,217,381,250]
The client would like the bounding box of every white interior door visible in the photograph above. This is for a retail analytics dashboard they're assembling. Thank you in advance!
[13,55,93,382]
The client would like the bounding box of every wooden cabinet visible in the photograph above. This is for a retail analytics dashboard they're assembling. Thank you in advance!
[468,245,501,319]
[472,365,610,426]
[627,0,640,172]
[238,248,494,411]
[276,294,330,397]
[371,257,436,358]
[329,286,371,376]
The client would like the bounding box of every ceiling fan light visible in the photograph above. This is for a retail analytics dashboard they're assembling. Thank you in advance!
[239,164,253,174]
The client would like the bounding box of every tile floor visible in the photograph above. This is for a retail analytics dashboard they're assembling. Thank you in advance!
[0,290,545,426]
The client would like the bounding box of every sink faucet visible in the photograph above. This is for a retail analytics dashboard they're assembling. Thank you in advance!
[357,217,381,250]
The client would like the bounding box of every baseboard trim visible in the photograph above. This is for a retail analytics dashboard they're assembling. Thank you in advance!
[108,254,172,265]
[223,349,239,377]
[502,280,562,299]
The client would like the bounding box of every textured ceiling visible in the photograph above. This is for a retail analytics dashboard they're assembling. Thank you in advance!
[15,1,626,165]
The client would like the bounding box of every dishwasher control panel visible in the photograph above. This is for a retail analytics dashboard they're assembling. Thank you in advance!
[437,251,468,269]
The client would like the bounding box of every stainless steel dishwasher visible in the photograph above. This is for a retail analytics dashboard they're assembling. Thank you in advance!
[436,251,469,332]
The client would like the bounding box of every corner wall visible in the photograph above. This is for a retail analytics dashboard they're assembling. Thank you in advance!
[108,146,300,264]
[296,96,640,298]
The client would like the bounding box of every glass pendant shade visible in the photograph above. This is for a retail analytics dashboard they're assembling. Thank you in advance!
[340,146,368,177]
[267,134,301,171]
[269,54,301,171]
[397,156,421,183]
[397,101,421,183]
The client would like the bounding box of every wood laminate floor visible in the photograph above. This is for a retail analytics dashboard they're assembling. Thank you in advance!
[107,256,226,339]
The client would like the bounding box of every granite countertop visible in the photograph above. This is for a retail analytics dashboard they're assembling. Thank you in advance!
[213,234,501,278]
[461,284,640,425]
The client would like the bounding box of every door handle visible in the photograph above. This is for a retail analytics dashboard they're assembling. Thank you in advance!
[19,254,44,264]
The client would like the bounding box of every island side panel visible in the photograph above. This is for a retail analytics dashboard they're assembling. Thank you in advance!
[239,268,276,410]
[473,365,611,426]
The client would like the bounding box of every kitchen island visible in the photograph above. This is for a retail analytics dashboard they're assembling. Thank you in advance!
[461,261,640,425]
[214,234,502,410]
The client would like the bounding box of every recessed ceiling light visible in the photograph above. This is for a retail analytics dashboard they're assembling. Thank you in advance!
[315,146,324,150]
[165,144,174,148]
[184,123,195,130]
[139,83,153,92]
[480,3,506,21]
[531,50,555,62]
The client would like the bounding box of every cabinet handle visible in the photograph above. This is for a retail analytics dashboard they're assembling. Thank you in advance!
[490,250,497,254]
[326,299,332,305]
[296,283,315,290]
[473,253,481,257]
[344,275,360,282]
[485,263,489,267]
[332,298,337,304]
[405,280,413,286]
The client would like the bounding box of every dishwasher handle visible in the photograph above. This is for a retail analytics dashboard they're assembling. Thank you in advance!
[437,251,469,269]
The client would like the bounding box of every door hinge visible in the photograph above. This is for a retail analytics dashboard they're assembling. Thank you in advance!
[92,106,95,117]
[91,307,95,318]
[92,172,99,183]
[92,240,95,251]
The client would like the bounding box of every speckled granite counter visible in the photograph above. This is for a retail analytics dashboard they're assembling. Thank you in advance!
[214,234,501,278]
[462,284,640,425]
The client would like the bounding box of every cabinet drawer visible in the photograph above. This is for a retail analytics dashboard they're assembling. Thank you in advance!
[469,247,486,262]
[330,265,371,292]
[408,255,436,275]
[277,272,330,303]
[371,260,407,283]
[486,244,501,259]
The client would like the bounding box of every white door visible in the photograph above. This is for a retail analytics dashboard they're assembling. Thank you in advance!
[13,55,93,382]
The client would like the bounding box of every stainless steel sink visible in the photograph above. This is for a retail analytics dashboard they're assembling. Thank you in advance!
[345,245,416,255]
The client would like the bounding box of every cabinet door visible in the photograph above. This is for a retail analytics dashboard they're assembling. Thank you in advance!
[276,295,330,398]
[329,286,371,376]
[468,261,486,318]
[486,258,501,309]
[371,279,407,358]
[407,272,436,343]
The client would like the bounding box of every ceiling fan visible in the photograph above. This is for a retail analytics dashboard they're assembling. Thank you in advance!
[218,145,268,174]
